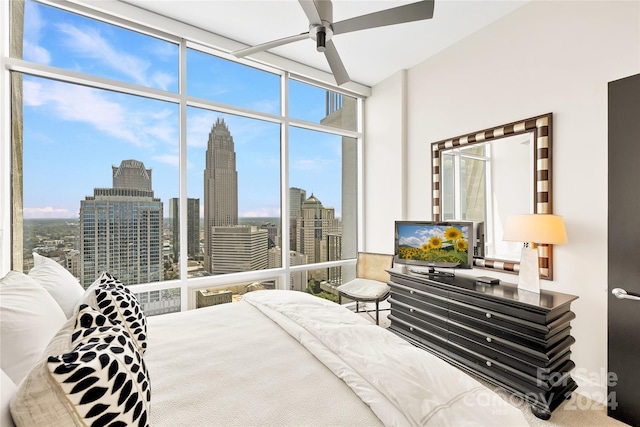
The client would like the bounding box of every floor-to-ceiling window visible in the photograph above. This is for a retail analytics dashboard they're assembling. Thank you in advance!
[3,0,363,314]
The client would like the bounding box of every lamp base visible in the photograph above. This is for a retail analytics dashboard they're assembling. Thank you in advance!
[518,246,540,294]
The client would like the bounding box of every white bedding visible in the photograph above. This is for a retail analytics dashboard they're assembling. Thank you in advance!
[146,290,530,426]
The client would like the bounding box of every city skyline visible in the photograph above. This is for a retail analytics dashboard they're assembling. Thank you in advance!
[21,0,348,220]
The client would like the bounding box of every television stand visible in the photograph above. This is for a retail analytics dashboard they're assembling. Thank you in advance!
[408,267,455,278]
[386,266,579,420]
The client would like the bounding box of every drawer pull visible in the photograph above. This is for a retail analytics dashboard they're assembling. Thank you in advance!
[409,308,414,313]
[486,337,492,343]
[410,327,414,332]
[485,313,492,318]
[486,361,492,367]
[410,290,415,294]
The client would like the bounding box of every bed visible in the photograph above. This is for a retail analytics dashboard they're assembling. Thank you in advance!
[1,256,531,426]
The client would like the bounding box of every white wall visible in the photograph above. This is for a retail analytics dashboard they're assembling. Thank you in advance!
[365,0,640,401]
[362,70,406,254]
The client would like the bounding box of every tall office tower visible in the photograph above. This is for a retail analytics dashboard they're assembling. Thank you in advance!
[65,250,81,280]
[320,94,358,263]
[289,250,308,292]
[210,226,267,274]
[79,159,163,287]
[295,194,341,281]
[267,247,308,291]
[204,118,238,273]
[268,246,281,269]
[260,222,279,249]
[169,197,200,260]
[289,187,306,252]
[327,233,342,284]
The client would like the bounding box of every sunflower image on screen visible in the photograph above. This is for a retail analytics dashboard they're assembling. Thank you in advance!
[395,222,471,267]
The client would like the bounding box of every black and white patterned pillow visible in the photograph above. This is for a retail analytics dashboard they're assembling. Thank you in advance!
[84,272,147,354]
[72,304,132,348]
[47,333,150,427]
[11,326,151,427]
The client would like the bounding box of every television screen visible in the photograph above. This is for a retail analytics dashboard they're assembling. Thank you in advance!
[394,221,474,274]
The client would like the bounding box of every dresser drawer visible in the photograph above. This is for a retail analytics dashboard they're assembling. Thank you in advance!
[449,309,575,353]
[389,291,449,318]
[448,298,565,341]
[448,290,571,324]
[389,277,449,298]
[447,324,575,377]
[447,338,575,393]
[449,319,575,366]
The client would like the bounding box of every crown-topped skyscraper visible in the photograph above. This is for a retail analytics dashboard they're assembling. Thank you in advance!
[79,159,163,287]
[203,118,238,273]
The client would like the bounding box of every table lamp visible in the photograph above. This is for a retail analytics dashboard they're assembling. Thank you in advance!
[503,214,568,293]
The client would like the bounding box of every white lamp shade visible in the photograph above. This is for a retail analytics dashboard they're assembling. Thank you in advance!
[503,214,568,245]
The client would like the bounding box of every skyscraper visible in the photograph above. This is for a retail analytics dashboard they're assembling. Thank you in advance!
[204,118,238,273]
[169,197,200,260]
[295,194,341,281]
[79,159,163,287]
[289,187,306,252]
[210,226,267,274]
[259,222,279,249]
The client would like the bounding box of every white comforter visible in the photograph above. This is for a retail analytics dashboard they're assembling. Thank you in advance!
[243,290,529,427]
[146,290,529,427]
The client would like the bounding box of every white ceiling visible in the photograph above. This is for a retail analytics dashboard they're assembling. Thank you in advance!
[120,0,529,87]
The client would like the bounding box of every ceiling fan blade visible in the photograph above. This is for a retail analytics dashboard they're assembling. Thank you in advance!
[298,0,323,24]
[323,39,350,86]
[232,32,309,58]
[333,0,435,36]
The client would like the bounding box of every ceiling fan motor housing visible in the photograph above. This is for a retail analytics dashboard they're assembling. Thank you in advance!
[309,22,333,52]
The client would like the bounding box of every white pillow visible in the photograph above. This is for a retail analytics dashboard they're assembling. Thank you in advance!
[1,369,16,427]
[28,252,84,318]
[0,271,66,384]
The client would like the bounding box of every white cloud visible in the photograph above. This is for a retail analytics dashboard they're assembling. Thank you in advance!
[24,78,180,152]
[23,41,51,64]
[24,79,147,146]
[186,114,216,148]
[23,206,73,219]
[55,23,175,91]
[251,99,280,115]
[239,207,281,218]
[151,72,175,92]
[152,154,179,168]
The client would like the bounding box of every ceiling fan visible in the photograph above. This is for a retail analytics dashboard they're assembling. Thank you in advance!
[232,0,435,86]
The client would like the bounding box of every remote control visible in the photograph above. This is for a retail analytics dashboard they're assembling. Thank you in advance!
[476,276,500,285]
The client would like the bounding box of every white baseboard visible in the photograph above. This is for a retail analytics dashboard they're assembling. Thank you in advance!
[573,370,609,405]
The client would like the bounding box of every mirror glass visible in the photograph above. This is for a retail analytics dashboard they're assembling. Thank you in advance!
[441,133,533,262]
[431,113,554,279]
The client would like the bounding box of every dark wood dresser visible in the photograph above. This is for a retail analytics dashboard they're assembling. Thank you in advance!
[387,266,579,420]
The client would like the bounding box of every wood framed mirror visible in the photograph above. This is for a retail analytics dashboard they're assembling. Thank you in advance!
[431,113,555,279]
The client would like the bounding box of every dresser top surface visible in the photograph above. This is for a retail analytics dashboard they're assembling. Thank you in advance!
[387,266,578,310]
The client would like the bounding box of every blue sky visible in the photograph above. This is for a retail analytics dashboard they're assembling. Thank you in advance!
[21,0,350,219]
[397,224,470,248]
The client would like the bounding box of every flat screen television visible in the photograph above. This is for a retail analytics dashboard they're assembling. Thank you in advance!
[394,221,474,277]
